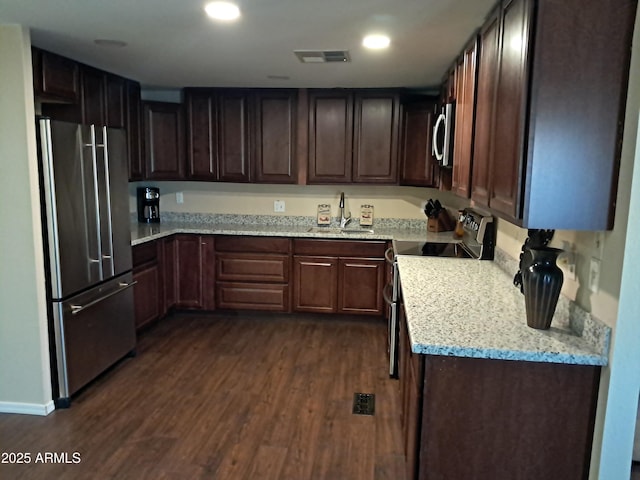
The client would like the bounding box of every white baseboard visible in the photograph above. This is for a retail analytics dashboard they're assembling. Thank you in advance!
[0,400,55,416]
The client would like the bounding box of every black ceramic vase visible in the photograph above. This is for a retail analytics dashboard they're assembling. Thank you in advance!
[522,247,564,330]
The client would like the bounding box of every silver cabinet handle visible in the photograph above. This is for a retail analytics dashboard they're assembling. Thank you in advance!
[70,281,137,315]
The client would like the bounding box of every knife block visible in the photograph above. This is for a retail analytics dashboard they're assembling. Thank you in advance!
[427,211,455,233]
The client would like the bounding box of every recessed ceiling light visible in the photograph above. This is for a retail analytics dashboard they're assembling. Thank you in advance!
[362,34,391,50]
[204,1,241,21]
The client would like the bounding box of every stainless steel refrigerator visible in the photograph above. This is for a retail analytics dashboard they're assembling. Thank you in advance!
[37,118,136,407]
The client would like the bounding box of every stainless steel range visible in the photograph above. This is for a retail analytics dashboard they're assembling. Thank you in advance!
[383,208,495,377]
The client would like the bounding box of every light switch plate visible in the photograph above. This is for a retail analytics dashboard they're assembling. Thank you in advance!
[176,192,184,204]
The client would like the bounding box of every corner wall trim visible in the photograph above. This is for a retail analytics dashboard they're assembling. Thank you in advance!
[0,400,55,416]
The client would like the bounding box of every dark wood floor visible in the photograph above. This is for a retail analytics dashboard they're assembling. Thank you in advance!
[0,312,406,480]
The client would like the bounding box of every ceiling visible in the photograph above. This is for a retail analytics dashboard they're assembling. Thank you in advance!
[0,0,496,90]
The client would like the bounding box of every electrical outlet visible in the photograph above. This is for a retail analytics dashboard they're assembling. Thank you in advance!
[589,257,601,293]
[558,250,576,281]
[274,200,285,212]
[176,192,184,204]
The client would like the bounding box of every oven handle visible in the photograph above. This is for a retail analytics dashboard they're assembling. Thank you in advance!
[383,283,394,306]
[384,247,395,265]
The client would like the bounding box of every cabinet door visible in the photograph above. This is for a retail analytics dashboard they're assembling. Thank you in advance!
[353,93,400,184]
[338,258,385,315]
[308,91,353,184]
[201,236,216,310]
[400,101,438,187]
[399,304,424,479]
[175,235,204,309]
[105,74,126,128]
[174,235,215,310]
[451,38,478,198]
[218,92,251,182]
[293,255,338,313]
[471,9,500,207]
[81,67,107,126]
[133,264,160,330]
[253,90,297,183]
[126,81,143,181]
[143,101,186,180]
[490,0,533,218]
[162,236,177,314]
[186,90,217,180]
[35,48,80,102]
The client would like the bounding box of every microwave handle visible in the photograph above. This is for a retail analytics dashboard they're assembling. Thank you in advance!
[433,112,445,161]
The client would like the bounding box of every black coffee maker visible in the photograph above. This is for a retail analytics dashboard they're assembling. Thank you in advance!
[137,187,160,223]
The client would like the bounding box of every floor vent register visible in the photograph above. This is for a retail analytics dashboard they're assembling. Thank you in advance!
[352,393,375,416]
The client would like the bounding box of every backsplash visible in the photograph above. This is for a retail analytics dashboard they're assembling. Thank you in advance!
[132,211,431,230]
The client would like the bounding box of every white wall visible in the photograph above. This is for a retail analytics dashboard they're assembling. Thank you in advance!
[129,182,470,221]
[597,109,640,480]
[0,25,53,415]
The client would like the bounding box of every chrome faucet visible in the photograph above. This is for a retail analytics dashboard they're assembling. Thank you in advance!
[339,192,351,228]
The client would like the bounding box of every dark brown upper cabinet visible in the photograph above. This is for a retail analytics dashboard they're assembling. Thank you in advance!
[39,58,129,130]
[307,90,354,184]
[400,99,439,187]
[185,88,251,182]
[143,101,186,180]
[32,47,80,103]
[469,0,636,230]
[253,89,298,184]
[451,36,478,199]
[218,91,251,182]
[470,7,500,208]
[307,90,400,185]
[353,92,400,184]
[126,81,143,181]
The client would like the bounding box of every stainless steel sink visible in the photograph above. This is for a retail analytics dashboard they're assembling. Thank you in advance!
[307,227,374,235]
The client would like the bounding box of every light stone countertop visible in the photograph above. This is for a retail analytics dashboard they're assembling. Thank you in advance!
[130,220,459,246]
[130,215,609,366]
[397,255,609,365]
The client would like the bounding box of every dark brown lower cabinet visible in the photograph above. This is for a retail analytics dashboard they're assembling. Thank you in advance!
[399,311,600,479]
[293,239,386,315]
[215,236,291,312]
[132,241,163,330]
[293,256,339,313]
[174,235,215,310]
[338,257,385,315]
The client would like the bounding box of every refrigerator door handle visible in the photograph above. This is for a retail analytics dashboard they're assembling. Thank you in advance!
[98,126,116,278]
[70,281,137,315]
[87,125,104,279]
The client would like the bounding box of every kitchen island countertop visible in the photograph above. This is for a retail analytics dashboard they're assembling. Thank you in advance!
[397,255,610,366]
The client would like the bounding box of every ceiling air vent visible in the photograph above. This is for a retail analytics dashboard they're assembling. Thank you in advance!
[294,50,351,63]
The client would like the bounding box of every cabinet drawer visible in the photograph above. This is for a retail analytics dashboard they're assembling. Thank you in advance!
[216,236,290,253]
[216,282,289,311]
[216,254,289,282]
[293,239,387,257]
[132,241,157,268]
